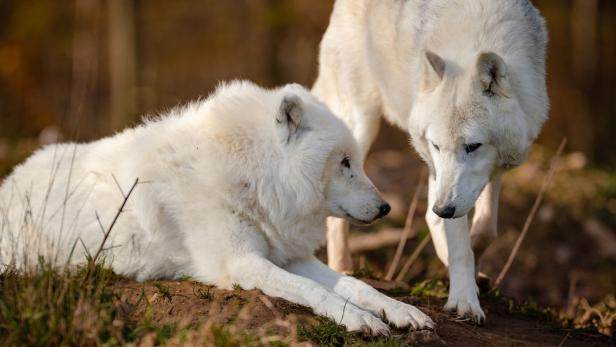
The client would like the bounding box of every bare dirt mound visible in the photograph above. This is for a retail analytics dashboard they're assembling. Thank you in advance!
[116,278,613,346]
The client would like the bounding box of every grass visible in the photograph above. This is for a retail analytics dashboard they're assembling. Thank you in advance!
[153,282,173,301]
[298,316,406,347]
[176,275,193,282]
[482,288,555,321]
[0,260,282,346]
[299,316,348,346]
[409,280,448,299]
[195,287,214,301]
[0,259,127,346]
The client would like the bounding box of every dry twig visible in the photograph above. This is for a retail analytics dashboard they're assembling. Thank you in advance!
[349,228,404,253]
[495,138,567,287]
[385,167,427,280]
[83,177,139,280]
[395,233,432,282]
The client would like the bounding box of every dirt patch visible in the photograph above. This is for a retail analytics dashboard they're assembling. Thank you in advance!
[115,279,613,346]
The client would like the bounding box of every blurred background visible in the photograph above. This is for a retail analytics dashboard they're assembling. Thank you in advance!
[0,0,614,333]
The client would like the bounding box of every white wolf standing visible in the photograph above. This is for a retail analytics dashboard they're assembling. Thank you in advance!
[313,0,549,322]
[0,81,433,333]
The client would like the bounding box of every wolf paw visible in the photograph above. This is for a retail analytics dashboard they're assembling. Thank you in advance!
[340,309,390,336]
[383,301,435,330]
[444,293,485,324]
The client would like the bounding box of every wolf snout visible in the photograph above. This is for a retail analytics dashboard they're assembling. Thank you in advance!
[432,204,456,219]
[376,203,391,219]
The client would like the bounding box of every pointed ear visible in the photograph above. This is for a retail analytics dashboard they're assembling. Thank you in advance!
[422,50,445,91]
[477,52,511,98]
[276,93,304,143]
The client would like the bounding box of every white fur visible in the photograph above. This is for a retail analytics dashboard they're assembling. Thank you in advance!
[0,81,433,333]
[313,0,548,322]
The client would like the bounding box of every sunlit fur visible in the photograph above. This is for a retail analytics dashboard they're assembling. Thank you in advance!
[0,81,433,333]
[314,0,548,322]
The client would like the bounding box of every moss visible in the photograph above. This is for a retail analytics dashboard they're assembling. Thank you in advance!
[410,280,449,299]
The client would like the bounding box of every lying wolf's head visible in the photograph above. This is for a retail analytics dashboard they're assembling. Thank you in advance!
[409,51,543,218]
[274,84,390,225]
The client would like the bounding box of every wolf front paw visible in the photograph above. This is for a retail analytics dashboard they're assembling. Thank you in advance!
[444,293,485,324]
[340,309,390,336]
[383,301,435,330]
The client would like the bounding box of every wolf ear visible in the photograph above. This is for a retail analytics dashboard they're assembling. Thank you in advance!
[477,52,511,98]
[276,93,304,144]
[422,51,445,91]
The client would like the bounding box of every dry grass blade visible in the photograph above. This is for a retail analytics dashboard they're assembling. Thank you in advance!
[385,167,427,280]
[495,138,567,287]
[395,233,432,282]
[83,177,139,280]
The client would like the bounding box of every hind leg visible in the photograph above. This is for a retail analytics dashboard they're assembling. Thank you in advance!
[326,217,353,273]
[470,175,501,259]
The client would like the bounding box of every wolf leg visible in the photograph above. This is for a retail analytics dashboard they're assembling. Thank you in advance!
[470,175,501,259]
[426,176,485,323]
[287,256,434,330]
[326,217,352,273]
[228,254,390,335]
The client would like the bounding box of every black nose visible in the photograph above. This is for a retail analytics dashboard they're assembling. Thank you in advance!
[432,205,456,218]
[377,203,391,218]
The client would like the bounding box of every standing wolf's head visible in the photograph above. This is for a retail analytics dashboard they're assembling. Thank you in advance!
[409,51,548,218]
[272,84,390,225]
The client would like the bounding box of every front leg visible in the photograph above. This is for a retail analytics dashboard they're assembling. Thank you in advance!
[286,257,434,330]
[228,254,390,335]
[426,176,485,323]
[181,212,388,334]
[470,175,502,258]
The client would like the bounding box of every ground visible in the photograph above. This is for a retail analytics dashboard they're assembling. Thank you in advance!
[114,277,613,346]
[0,124,614,345]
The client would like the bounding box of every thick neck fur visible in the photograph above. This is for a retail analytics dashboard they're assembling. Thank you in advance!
[140,84,329,265]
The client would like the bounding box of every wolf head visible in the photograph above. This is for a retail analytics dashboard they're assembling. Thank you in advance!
[274,84,390,225]
[409,51,543,218]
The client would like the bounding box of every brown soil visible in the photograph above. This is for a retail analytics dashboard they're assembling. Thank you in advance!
[116,278,613,346]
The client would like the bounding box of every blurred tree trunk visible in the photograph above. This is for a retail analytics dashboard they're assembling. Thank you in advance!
[263,0,286,86]
[108,0,137,132]
[571,0,598,86]
[569,0,598,160]
[68,0,101,139]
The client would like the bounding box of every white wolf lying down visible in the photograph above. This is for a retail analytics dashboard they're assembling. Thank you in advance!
[314,0,549,323]
[0,81,433,334]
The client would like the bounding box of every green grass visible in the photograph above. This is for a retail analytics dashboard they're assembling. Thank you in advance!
[482,288,555,321]
[153,282,173,301]
[299,316,348,346]
[0,260,264,346]
[0,258,126,346]
[209,325,262,347]
[409,280,448,299]
[176,274,193,282]
[195,287,214,301]
[298,316,405,347]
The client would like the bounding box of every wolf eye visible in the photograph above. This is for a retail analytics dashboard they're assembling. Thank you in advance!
[341,156,351,168]
[465,143,482,153]
[432,143,440,151]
